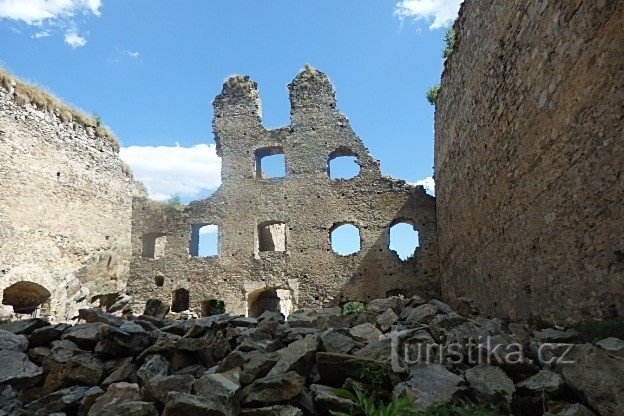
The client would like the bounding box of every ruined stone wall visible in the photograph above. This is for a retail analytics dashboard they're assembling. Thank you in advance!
[0,76,146,322]
[435,0,624,322]
[128,68,439,317]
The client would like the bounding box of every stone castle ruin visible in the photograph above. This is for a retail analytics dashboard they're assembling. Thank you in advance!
[126,67,439,318]
[0,0,622,326]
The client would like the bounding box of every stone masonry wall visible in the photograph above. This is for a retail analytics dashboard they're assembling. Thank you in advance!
[0,78,146,322]
[436,0,624,322]
[127,67,439,317]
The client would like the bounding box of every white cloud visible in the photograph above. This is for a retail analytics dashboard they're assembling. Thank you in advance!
[32,30,49,38]
[199,224,218,235]
[120,144,222,201]
[394,0,462,29]
[126,50,140,58]
[65,31,86,48]
[0,0,101,25]
[412,176,435,195]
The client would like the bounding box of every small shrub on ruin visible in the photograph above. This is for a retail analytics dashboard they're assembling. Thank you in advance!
[342,301,365,315]
[427,84,440,105]
[443,27,456,59]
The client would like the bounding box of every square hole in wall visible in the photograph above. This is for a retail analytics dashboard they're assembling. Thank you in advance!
[256,147,286,178]
[190,224,219,257]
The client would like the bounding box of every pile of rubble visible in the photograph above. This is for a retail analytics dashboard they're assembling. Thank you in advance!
[1,296,623,415]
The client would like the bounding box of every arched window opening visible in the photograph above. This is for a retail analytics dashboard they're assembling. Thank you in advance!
[201,299,226,317]
[330,223,361,256]
[328,148,360,180]
[171,288,190,312]
[190,224,219,257]
[255,147,286,178]
[142,233,167,259]
[389,221,420,261]
[258,222,287,252]
[2,281,51,316]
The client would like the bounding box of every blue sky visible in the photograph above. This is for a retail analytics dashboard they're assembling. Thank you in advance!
[0,0,461,257]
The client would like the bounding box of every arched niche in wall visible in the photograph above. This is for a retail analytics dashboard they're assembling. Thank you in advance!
[142,233,167,259]
[328,147,361,180]
[171,288,190,312]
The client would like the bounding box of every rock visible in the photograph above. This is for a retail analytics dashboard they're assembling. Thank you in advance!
[78,309,124,327]
[349,323,382,343]
[393,363,463,409]
[102,359,136,386]
[241,371,306,406]
[240,352,279,385]
[429,299,454,314]
[0,350,43,387]
[25,386,91,415]
[43,353,104,393]
[316,352,391,388]
[61,323,108,350]
[142,375,195,403]
[143,299,170,319]
[95,323,155,356]
[287,310,319,328]
[162,392,225,416]
[267,333,318,377]
[465,365,515,409]
[428,313,468,340]
[516,370,565,395]
[376,308,399,332]
[310,383,357,414]
[28,324,70,347]
[533,328,580,343]
[366,297,404,314]
[0,328,28,351]
[193,370,241,414]
[353,336,392,362]
[405,304,438,325]
[0,318,49,334]
[595,337,624,351]
[87,382,142,416]
[561,344,624,415]
[77,386,105,415]
[98,401,159,416]
[0,385,23,415]
[552,403,598,415]
[137,354,170,385]
[320,329,355,354]
[240,405,304,415]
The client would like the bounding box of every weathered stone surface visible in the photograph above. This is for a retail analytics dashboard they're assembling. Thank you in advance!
[561,344,624,415]
[0,318,49,335]
[393,363,463,409]
[0,328,28,351]
[553,403,598,416]
[435,0,624,323]
[596,337,624,351]
[267,334,318,377]
[137,354,170,385]
[28,324,71,347]
[78,309,124,327]
[240,405,304,416]
[516,370,565,395]
[0,350,43,387]
[349,323,382,344]
[241,372,306,406]
[320,329,355,354]
[376,308,399,332]
[98,401,160,416]
[310,383,356,414]
[406,303,438,325]
[533,328,580,344]
[25,386,91,416]
[143,299,170,319]
[95,324,155,356]
[87,382,142,416]
[141,374,195,403]
[61,323,108,350]
[316,352,390,388]
[465,365,515,409]
[162,392,224,416]
[193,370,241,414]
[43,354,104,393]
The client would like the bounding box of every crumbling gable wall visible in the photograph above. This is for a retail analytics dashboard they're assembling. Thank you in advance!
[0,71,146,322]
[128,67,439,316]
[435,1,624,322]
